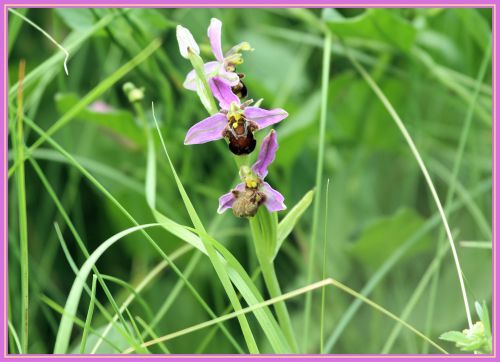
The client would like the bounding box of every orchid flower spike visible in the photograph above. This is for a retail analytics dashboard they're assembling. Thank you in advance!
[218,130,286,217]
[184,77,287,155]
[182,18,252,97]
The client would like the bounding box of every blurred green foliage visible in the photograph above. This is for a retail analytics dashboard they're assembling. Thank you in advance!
[8,7,492,354]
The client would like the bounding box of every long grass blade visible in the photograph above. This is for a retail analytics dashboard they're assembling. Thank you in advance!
[89,245,192,354]
[151,103,259,353]
[15,110,242,355]
[135,317,170,354]
[345,44,473,329]
[8,320,23,354]
[421,42,492,352]
[80,275,97,354]
[320,180,330,354]
[53,223,160,353]
[303,29,332,352]
[30,160,138,349]
[13,59,29,353]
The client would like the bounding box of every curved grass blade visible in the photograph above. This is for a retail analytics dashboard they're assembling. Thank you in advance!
[304,30,332,351]
[8,321,22,354]
[13,59,29,353]
[9,9,70,75]
[90,245,192,354]
[80,275,97,354]
[345,43,473,329]
[15,111,241,355]
[151,104,260,353]
[41,295,124,353]
[31,161,138,349]
[53,223,160,354]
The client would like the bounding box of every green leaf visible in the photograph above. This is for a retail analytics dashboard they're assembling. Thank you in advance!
[349,208,432,269]
[275,189,314,259]
[439,331,469,344]
[324,9,417,52]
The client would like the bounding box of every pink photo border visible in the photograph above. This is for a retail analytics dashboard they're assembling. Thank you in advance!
[0,1,496,361]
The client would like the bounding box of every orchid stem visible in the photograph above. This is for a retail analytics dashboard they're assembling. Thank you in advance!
[250,210,298,352]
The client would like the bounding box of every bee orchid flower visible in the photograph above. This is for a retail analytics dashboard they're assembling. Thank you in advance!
[182,18,252,96]
[184,78,287,155]
[218,130,286,217]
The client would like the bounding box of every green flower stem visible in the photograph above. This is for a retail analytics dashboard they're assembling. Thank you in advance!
[233,154,248,169]
[14,61,29,354]
[249,209,298,352]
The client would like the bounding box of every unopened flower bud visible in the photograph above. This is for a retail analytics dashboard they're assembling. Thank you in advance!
[123,82,145,103]
[176,25,200,59]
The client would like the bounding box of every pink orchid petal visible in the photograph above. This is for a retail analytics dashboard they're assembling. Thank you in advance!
[262,182,286,212]
[183,61,221,91]
[252,130,278,179]
[217,183,245,213]
[244,107,288,129]
[218,68,240,86]
[184,113,227,145]
[208,18,224,62]
[210,77,240,110]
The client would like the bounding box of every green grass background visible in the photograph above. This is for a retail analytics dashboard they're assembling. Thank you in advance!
[7,7,492,354]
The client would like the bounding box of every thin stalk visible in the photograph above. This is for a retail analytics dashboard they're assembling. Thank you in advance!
[8,9,69,75]
[135,317,170,354]
[8,321,22,354]
[346,45,473,330]
[320,180,330,354]
[14,60,29,353]
[195,268,262,353]
[80,275,97,353]
[422,41,492,352]
[381,241,451,353]
[303,30,332,351]
[90,246,193,354]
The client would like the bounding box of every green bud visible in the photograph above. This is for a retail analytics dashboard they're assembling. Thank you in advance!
[123,82,145,103]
